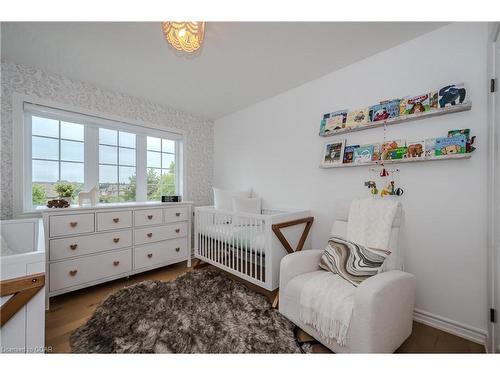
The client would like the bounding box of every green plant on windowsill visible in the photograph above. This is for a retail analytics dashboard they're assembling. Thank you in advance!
[54,182,76,201]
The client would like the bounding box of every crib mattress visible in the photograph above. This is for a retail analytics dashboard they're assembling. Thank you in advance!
[198,224,266,252]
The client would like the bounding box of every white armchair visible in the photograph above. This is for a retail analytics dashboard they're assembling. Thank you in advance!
[279,201,416,353]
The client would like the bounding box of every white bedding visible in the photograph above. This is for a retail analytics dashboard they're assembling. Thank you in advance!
[199,223,266,252]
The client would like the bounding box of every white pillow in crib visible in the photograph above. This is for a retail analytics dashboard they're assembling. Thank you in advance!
[232,197,262,226]
[213,187,251,211]
[0,234,15,256]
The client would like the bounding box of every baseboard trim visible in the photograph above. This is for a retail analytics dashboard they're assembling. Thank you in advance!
[413,308,487,346]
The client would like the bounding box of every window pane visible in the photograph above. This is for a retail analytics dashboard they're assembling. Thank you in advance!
[99,128,117,146]
[32,116,59,138]
[162,139,175,154]
[147,136,161,151]
[119,132,136,148]
[119,148,136,166]
[147,168,161,186]
[61,162,84,183]
[61,140,84,162]
[32,183,50,205]
[99,145,117,164]
[119,166,136,184]
[99,165,117,183]
[162,153,175,170]
[147,151,161,168]
[147,185,160,201]
[119,187,135,202]
[99,184,119,203]
[32,136,59,160]
[32,160,58,182]
[61,122,84,141]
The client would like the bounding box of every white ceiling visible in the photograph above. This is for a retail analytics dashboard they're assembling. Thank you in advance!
[1,22,446,120]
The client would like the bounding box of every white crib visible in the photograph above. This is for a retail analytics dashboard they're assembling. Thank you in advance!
[194,206,312,291]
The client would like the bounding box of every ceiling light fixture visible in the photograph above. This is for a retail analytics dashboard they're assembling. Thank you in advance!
[161,22,205,54]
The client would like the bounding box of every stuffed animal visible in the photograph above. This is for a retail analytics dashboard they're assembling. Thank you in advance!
[78,186,99,206]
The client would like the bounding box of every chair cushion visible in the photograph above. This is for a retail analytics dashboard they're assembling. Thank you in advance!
[319,237,390,286]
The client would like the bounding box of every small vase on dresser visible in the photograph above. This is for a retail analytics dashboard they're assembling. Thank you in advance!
[39,201,192,306]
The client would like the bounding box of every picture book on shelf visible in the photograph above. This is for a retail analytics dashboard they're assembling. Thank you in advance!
[353,144,374,164]
[343,145,359,164]
[345,107,370,128]
[448,128,470,140]
[406,140,425,158]
[320,110,348,135]
[387,147,408,160]
[372,143,381,161]
[400,93,431,115]
[429,91,438,110]
[425,138,437,157]
[435,135,466,156]
[321,139,346,165]
[370,99,400,122]
[381,139,405,160]
[438,83,467,108]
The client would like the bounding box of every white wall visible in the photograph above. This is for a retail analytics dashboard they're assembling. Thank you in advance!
[214,23,489,336]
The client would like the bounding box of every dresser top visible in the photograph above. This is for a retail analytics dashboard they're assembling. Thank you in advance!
[36,201,193,214]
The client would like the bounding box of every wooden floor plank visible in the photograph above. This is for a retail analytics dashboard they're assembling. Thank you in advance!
[45,263,485,354]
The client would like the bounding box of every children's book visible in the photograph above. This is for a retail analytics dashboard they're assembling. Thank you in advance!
[353,144,374,164]
[438,83,467,108]
[400,94,431,115]
[425,138,437,157]
[387,147,408,160]
[429,91,438,110]
[406,140,425,158]
[372,143,381,161]
[343,145,359,164]
[381,139,405,160]
[320,110,348,135]
[448,128,470,141]
[370,99,401,122]
[321,139,346,165]
[435,135,466,156]
[345,107,369,128]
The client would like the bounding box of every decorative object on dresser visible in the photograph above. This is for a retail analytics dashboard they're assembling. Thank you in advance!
[40,202,192,304]
[77,186,99,207]
[161,195,182,202]
[70,269,304,353]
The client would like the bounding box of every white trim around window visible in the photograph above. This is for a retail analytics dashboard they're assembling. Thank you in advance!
[12,94,187,217]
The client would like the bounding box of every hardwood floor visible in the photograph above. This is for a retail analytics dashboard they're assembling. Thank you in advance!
[45,263,485,354]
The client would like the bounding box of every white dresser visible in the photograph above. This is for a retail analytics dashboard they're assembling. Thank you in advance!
[40,202,192,301]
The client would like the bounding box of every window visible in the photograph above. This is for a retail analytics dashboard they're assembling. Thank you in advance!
[99,129,137,203]
[31,116,85,206]
[21,103,183,212]
[146,136,176,201]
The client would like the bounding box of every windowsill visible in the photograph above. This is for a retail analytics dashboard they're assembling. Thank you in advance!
[28,200,194,213]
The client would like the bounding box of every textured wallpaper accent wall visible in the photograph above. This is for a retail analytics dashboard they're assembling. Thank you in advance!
[0,61,214,219]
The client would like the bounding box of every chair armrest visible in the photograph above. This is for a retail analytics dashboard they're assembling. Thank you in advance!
[279,250,323,290]
[350,270,416,353]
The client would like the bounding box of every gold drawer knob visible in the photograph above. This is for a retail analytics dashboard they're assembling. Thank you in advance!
[69,222,78,228]
[147,215,153,220]
[69,270,78,276]
[113,218,120,223]
[175,247,180,252]
[113,238,120,243]
[147,232,153,238]
[113,261,120,266]
[69,244,78,250]
[175,212,181,217]
[147,253,153,258]
[175,229,180,233]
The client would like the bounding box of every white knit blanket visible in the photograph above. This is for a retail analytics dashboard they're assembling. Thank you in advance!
[299,272,356,346]
[346,198,399,250]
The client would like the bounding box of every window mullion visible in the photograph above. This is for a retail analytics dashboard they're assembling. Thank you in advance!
[136,135,147,202]
[85,126,99,191]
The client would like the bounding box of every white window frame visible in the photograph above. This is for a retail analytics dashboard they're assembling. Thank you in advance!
[12,94,186,217]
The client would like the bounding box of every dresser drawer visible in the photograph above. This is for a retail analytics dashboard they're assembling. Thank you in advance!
[49,230,132,261]
[134,238,188,270]
[49,248,132,292]
[49,213,95,237]
[134,208,163,227]
[134,221,188,245]
[96,210,132,231]
[164,206,189,223]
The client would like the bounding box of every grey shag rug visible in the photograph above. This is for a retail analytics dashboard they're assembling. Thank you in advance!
[70,269,304,353]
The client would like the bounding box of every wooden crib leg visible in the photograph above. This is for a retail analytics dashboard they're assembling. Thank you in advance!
[192,258,209,270]
[271,289,279,309]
